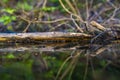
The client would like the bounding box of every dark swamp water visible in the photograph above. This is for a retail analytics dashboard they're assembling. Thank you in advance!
[0,42,120,80]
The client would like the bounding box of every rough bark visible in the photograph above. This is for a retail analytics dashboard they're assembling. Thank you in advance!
[0,32,92,43]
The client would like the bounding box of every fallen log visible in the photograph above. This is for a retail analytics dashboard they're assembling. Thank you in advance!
[0,32,92,43]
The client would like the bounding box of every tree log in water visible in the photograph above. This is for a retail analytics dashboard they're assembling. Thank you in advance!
[0,32,92,43]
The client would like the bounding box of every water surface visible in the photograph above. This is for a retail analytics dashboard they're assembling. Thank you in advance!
[0,42,120,80]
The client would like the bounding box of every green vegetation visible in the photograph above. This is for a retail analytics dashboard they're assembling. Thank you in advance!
[0,48,120,80]
[0,8,16,25]
[0,0,119,33]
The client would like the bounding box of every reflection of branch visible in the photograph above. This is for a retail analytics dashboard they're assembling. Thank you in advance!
[56,50,82,80]
[60,51,81,80]
[55,56,72,80]
[90,42,120,56]
[94,47,106,56]
[0,44,80,52]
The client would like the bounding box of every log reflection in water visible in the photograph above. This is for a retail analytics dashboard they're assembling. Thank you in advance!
[90,42,120,69]
[0,42,88,52]
[0,42,120,80]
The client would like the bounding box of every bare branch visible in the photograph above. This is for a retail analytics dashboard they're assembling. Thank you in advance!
[90,21,106,31]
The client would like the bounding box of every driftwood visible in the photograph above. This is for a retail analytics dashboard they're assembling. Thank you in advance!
[0,32,92,43]
[90,21,106,31]
[0,30,119,44]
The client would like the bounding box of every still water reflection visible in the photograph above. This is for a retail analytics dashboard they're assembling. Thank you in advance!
[0,42,120,80]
